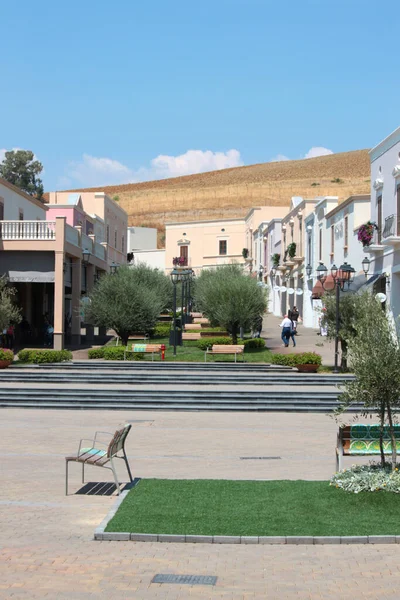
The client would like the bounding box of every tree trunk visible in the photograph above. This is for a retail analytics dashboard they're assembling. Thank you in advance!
[231,324,238,345]
[379,403,386,468]
[340,339,348,371]
[119,331,129,347]
[386,400,397,470]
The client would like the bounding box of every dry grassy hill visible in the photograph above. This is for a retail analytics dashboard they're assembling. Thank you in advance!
[65,149,370,244]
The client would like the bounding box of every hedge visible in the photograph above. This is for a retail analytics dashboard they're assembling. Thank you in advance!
[0,349,14,362]
[152,323,170,338]
[88,347,105,359]
[103,346,144,361]
[271,352,322,367]
[239,338,266,350]
[18,349,73,364]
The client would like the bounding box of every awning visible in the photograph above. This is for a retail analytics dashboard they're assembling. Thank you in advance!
[311,275,335,299]
[351,273,381,293]
[8,270,54,283]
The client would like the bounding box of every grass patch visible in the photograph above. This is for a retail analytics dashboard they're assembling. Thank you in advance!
[106,479,400,536]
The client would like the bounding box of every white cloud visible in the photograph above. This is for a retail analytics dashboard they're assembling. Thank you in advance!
[58,148,243,188]
[270,146,333,163]
[304,146,333,159]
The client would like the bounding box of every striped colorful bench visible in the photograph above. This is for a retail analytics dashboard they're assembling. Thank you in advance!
[130,343,164,361]
[65,424,133,495]
[336,424,400,471]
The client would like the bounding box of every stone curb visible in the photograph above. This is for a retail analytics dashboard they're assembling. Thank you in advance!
[95,491,399,545]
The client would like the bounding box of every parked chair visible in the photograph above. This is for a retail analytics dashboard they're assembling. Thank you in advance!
[65,423,133,495]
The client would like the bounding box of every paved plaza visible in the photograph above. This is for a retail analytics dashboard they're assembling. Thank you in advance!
[1,408,400,599]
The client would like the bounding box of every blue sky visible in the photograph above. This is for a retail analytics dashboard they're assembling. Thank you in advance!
[1,0,399,190]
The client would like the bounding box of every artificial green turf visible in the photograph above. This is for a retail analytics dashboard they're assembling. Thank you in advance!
[105,479,400,536]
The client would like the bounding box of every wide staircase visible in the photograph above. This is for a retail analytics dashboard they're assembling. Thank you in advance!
[0,361,363,412]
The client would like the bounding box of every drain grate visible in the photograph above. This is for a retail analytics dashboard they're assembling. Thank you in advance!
[240,456,281,460]
[152,574,217,586]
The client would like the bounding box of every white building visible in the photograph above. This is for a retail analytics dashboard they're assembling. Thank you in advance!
[366,126,400,321]
[127,226,158,253]
[262,219,283,315]
[131,249,165,271]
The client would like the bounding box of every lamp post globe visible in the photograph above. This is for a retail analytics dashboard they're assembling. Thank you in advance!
[82,248,91,265]
[362,256,371,277]
[316,262,328,285]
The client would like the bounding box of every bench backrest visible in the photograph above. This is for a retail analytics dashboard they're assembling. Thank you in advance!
[194,318,209,324]
[131,343,162,352]
[185,324,202,330]
[211,345,244,353]
[107,424,131,458]
[341,424,400,454]
[182,333,201,340]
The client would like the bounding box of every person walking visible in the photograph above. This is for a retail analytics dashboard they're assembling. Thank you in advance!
[288,306,300,334]
[280,315,292,347]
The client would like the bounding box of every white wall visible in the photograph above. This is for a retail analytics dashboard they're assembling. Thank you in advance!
[0,180,47,220]
[132,249,165,271]
[127,226,158,251]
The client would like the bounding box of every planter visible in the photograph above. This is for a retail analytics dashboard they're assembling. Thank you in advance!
[0,360,12,369]
[296,364,319,373]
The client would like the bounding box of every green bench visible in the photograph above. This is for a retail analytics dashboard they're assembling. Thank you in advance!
[336,424,400,471]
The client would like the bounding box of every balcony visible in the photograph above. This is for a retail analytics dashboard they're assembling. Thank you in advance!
[0,220,56,240]
[382,214,400,246]
[364,229,384,253]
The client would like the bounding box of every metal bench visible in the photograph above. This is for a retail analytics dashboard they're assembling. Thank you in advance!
[65,424,133,495]
[205,344,245,363]
[130,343,164,361]
[336,423,400,471]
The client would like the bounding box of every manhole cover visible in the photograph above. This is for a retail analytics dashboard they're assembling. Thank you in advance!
[152,574,217,585]
[240,456,281,460]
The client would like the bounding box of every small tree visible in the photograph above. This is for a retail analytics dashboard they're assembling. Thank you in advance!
[0,150,44,200]
[336,292,400,470]
[129,263,173,313]
[84,266,167,345]
[194,264,267,343]
[320,291,361,370]
[0,276,21,332]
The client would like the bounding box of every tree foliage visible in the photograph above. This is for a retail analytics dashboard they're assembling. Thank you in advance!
[336,292,400,470]
[194,264,268,343]
[84,265,171,345]
[0,150,44,199]
[0,276,22,332]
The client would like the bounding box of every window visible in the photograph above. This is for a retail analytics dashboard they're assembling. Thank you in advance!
[344,215,348,248]
[106,225,110,244]
[114,230,117,249]
[330,225,334,257]
[0,201,3,220]
[307,232,312,265]
[19,209,24,221]
[319,227,322,261]
[377,195,382,243]
[219,240,227,255]
[180,245,188,266]
[122,235,125,253]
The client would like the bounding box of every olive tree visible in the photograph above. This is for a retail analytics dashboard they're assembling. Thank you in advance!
[194,263,268,343]
[0,276,21,332]
[84,265,169,345]
[336,292,400,470]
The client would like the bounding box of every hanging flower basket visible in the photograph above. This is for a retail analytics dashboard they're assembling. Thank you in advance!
[357,222,378,248]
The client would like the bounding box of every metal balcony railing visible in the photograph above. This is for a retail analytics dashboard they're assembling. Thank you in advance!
[382,214,399,239]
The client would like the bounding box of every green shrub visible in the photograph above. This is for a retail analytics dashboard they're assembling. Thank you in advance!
[152,323,170,338]
[103,346,145,361]
[239,338,266,350]
[196,337,233,351]
[0,348,13,362]
[18,349,72,364]
[271,352,322,367]
[88,347,105,359]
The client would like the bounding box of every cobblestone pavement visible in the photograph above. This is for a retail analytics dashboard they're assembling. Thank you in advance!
[1,409,400,600]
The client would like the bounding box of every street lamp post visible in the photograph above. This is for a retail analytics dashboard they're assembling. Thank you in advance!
[180,270,188,330]
[316,260,361,372]
[186,269,193,323]
[170,268,181,356]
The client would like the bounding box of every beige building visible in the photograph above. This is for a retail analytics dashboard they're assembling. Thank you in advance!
[0,180,128,350]
[165,218,246,273]
[48,191,128,267]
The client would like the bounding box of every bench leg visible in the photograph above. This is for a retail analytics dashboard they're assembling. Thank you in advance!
[110,458,121,495]
[123,449,133,482]
[234,353,237,363]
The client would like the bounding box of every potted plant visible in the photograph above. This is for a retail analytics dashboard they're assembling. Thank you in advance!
[357,221,378,248]
[173,256,186,267]
[0,348,13,369]
[287,242,296,259]
[272,253,280,268]
[242,248,249,259]
[293,352,322,373]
